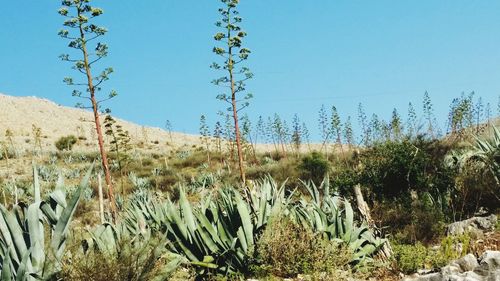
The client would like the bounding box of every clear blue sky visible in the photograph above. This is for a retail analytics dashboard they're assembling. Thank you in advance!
[1,1,499,138]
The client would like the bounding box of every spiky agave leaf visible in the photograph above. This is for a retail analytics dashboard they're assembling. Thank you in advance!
[0,165,93,280]
[295,180,385,264]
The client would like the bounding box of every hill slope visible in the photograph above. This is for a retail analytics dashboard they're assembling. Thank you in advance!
[0,93,200,153]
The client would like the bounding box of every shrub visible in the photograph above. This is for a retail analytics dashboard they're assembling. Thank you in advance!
[173,150,207,168]
[55,135,78,151]
[448,163,499,219]
[440,234,471,261]
[358,138,454,200]
[0,140,17,160]
[393,243,428,274]
[373,199,446,244]
[392,235,471,275]
[330,165,359,196]
[445,125,500,216]
[392,243,448,274]
[298,151,330,185]
[246,158,300,186]
[254,217,352,278]
[61,236,175,281]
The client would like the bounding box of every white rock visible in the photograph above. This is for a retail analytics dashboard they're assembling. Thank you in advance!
[442,265,463,275]
[475,251,500,277]
[447,215,497,236]
[455,254,480,272]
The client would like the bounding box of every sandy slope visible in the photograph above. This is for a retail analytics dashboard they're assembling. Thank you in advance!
[0,93,201,153]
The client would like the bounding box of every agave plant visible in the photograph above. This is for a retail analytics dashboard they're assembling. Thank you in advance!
[291,179,386,264]
[124,189,167,233]
[128,172,151,190]
[122,177,291,275]
[122,177,385,275]
[0,164,92,280]
[162,187,254,274]
[445,125,500,201]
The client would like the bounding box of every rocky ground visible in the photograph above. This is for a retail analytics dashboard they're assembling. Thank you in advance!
[403,215,499,281]
[403,251,500,281]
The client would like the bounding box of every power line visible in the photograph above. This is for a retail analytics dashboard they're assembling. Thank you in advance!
[255,92,404,103]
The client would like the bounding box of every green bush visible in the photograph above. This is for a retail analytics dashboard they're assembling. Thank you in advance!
[55,135,78,151]
[358,138,454,200]
[254,217,352,278]
[445,126,500,218]
[373,199,446,244]
[330,165,359,196]
[392,243,448,274]
[299,151,330,185]
[440,234,471,261]
[449,163,499,219]
[392,235,471,275]
[393,243,428,274]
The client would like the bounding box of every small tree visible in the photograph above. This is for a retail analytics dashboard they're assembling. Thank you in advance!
[55,135,78,151]
[58,0,118,218]
[211,0,253,183]
[299,152,330,185]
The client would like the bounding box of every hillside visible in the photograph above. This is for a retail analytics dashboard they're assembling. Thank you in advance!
[0,93,201,153]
